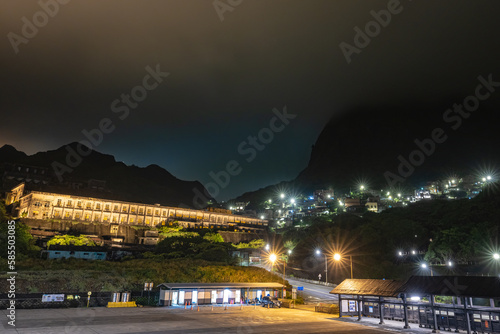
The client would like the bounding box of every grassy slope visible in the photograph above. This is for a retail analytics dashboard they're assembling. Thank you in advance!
[0,258,285,293]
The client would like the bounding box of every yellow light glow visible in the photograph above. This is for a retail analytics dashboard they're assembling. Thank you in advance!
[333,253,341,261]
[269,253,277,263]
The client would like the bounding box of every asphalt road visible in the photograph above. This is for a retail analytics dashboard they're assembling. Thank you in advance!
[286,277,338,304]
[1,306,396,334]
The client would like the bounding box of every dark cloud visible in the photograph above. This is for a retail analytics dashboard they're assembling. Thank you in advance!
[1,0,500,199]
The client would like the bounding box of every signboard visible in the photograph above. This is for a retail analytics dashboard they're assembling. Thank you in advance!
[42,294,65,302]
[144,282,153,291]
[348,300,356,312]
[292,288,297,300]
[297,286,304,291]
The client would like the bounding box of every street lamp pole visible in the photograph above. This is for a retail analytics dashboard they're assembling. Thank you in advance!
[334,253,354,279]
[324,254,328,285]
[350,255,353,279]
[316,250,328,285]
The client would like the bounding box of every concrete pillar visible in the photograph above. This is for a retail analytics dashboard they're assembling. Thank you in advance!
[378,297,385,324]
[357,296,362,321]
[338,295,342,318]
[464,297,471,334]
[430,294,440,333]
[402,294,411,329]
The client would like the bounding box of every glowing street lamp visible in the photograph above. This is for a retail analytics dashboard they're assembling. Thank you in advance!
[290,198,296,204]
[269,253,277,273]
[334,253,353,279]
[360,185,365,191]
[494,253,500,260]
[421,263,434,276]
[269,253,277,263]
[265,244,270,251]
[280,193,285,199]
[487,175,492,181]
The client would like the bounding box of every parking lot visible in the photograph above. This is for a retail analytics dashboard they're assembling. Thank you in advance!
[1,305,398,334]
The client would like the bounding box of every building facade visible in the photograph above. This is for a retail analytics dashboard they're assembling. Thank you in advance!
[7,184,268,232]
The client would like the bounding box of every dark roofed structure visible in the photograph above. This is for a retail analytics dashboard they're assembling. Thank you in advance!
[330,276,500,333]
[330,279,405,298]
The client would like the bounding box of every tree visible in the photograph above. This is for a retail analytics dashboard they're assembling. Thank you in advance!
[47,235,96,248]
[203,232,224,243]
[0,200,39,258]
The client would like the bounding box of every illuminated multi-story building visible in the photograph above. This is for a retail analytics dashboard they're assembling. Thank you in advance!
[6,183,268,232]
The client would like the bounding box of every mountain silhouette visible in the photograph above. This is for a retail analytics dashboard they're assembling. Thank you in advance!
[0,143,211,208]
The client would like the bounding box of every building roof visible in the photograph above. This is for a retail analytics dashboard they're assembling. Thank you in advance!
[330,276,500,298]
[330,279,405,297]
[399,276,500,298]
[158,282,284,290]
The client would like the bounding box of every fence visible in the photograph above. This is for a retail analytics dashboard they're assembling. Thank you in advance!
[340,296,500,333]
[315,303,339,314]
[0,291,160,309]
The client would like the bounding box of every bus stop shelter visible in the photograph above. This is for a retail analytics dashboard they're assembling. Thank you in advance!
[331,276,500,333]
[158,282,284,306]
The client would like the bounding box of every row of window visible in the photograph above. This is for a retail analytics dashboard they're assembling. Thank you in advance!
[50,211,264,226]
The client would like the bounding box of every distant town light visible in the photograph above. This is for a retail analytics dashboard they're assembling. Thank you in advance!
[360,185,365,190]
[494,253,500,260]
[411,250,416,255]
[280,193,285,199]
[268,199,272,203]
[315,249,321,255]
[448,261,453,267]
[397,193,401,198]
[398,251,403,256]
[288,249,292,255]
[327,194,331,198]
[265,244,270,250]
[291,198,296,204]
[482,177,487,182]
[487,175,492,180]
[260,215,264,220]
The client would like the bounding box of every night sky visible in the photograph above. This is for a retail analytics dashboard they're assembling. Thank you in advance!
[1,1,500,200]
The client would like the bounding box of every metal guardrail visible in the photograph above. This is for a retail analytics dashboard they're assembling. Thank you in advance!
[285,275,337,288]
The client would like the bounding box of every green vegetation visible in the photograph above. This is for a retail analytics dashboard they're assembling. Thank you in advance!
[0,200,40,259]
[280,190,500,281]
[0,257,285,293]
[47,235,96,248]
[157,224,199,239]
[232,239,265,249]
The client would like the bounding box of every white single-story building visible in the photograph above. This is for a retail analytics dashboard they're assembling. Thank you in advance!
[157,282,284,306]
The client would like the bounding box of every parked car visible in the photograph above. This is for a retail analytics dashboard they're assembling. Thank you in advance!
[261,296,281,308]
